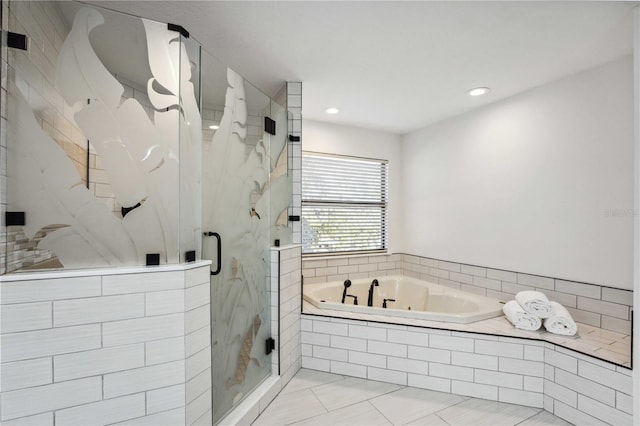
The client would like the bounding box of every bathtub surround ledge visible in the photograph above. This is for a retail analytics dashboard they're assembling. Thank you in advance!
[0,261,212,425]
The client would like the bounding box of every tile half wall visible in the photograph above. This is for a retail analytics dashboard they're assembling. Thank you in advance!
[301,314,633,425]
[0,263,212,425]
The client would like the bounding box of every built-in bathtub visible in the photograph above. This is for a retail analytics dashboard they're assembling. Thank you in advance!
[303,275,504,323]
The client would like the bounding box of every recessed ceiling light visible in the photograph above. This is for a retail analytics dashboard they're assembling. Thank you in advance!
[209,124,219,130]
[325,107,340,114]
[467,87,490,97]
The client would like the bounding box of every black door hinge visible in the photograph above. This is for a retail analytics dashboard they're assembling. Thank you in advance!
[5,212,25,226]
[265,337,276,355]
[167,23,189,38]
[265,117,276,135]
[7,32,28,50]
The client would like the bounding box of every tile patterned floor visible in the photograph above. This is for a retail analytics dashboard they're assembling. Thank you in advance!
[253,369,573,426]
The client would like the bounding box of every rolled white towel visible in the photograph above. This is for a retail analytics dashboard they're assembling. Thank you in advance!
[515,291,554,318]
[544,302,578,336]
[503,300,542,331]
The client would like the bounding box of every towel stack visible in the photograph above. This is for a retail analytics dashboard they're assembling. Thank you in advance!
[503,291,577,336]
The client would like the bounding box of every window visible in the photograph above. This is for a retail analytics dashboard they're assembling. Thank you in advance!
[302,152,388,255]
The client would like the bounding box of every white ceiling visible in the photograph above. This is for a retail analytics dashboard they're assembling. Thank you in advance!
[83,1,637,135]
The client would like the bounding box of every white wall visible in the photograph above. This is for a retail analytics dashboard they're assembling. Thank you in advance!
[303,120,403,252]
[401,56,634,289]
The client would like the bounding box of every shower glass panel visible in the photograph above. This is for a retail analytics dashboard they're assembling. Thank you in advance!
[200,47,285,423]
[179,33,203,262]
[1,2,201,272]
[270,101,293,247]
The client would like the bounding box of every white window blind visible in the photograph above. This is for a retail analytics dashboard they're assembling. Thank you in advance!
[302,152,388,255]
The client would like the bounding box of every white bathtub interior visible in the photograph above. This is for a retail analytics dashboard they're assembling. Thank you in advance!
[304,275,504,323]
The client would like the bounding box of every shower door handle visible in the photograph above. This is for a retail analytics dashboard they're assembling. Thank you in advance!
[203,231,222,275]
[211,232,221,275]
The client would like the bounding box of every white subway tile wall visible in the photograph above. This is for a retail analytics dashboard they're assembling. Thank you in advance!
[301,315,544,408]
[302,253,633,335]
[0,264,212,425]
[300,314,633,426]
[287,82,302,245]
[302,254,403,285]
[272,245,302,386]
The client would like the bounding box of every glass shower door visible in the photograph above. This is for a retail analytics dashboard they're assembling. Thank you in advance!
[200,50,277,424]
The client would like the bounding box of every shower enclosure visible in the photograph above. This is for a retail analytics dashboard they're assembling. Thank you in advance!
[1,1,291,423]
[199,41,291,424]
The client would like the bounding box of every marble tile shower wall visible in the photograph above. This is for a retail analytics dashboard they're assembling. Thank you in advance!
[301,254,633,335]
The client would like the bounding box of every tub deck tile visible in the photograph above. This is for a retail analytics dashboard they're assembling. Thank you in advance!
[302,301,630,367]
